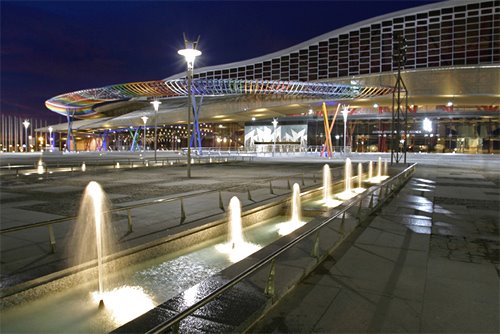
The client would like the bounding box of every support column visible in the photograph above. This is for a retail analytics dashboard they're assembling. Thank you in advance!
[190,95,204,155]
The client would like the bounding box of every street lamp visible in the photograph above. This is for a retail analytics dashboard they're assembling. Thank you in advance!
[22,120,30,153]
[178,34,201,178]
[141,116,148,152]
[272,118,278,157]
[48,126,53,150]
[341,106,349,154]
[151,100,161,162]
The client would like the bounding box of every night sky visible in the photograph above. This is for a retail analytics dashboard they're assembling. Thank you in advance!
[1,0,440,122]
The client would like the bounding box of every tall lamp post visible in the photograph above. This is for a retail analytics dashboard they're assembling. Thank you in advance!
[151,100,161,162]
[178,34,201,178]
[141,116,148,152]
[272,118,278,157]
[22,120,30,153]
[48,126,53,151]
[341,106,349,154]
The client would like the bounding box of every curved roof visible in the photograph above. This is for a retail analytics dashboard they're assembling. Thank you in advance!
[45,78,393,119]
[45,0,496,124]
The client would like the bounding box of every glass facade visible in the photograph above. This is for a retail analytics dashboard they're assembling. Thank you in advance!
[193,1,499,81]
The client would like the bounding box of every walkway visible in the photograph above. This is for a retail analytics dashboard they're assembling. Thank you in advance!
[249,164,499,333]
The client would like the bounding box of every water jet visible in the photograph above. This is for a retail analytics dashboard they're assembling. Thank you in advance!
[277,183,306,235]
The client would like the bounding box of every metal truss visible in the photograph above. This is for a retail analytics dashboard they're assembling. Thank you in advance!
[45,79,393,119]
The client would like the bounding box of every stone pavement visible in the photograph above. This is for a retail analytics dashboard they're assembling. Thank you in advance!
[1,152,499,332]
[248,164,500,333]
[0,157,345,290]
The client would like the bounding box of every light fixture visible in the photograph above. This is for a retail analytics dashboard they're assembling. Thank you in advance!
[150,100,161,162]
[373,103,379,108]
[22,120,30,152]
[48,126,54,150]
[447,101,453,107]
[178,34,201,178]
[341,106,349,154]
[141,116,148,152]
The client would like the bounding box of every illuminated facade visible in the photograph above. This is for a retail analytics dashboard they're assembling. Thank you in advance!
[43,0,499,153]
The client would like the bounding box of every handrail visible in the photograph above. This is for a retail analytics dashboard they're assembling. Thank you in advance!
[0,155,249,173]
[0,171,315,235]
[143,163,416,334]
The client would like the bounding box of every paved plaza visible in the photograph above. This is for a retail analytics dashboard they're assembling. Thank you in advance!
[0,152,499,332]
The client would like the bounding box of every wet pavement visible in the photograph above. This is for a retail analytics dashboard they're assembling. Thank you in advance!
[1,152,499,333]
[1,158,341,289]
[248,164,500,333]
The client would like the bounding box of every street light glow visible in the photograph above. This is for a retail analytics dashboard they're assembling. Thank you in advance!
[179,34,201,178]
[150,100,161,112]
[150,100,161,162]
[341,106,349,154]
[178,47,202,67]
[141,116,148,152]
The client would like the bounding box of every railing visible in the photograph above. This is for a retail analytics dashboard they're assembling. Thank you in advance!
[0,154,253,177]
[0,171,326,255]
[305,145,352,155]
[139,163,416,334]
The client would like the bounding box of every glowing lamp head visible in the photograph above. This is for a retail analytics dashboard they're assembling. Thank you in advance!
[447,101,453,107]
[150,100,161,112]
[141,116,148,125]
[23,120,30,129]
[48,126,53,134]
[178,48,202,67]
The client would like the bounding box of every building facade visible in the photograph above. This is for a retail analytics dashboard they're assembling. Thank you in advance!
[44,0,499,153]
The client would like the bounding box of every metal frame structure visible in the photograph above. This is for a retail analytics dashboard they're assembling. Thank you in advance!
[391,33,408,164]
[45,79,393,119]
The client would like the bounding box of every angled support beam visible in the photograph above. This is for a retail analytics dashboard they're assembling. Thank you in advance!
[320,103,340,158]
[129,127,141,152]
[190,95,204,155]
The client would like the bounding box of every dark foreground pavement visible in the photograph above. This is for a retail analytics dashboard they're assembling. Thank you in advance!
[249,164,499,333]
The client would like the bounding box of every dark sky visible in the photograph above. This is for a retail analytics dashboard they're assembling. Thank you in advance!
[1,0,440,121]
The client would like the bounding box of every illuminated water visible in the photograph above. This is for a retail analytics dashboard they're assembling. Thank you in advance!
[37,159,44,175]
[277,183,306,236]
[291,183,301,223]
[344,158,352,193]
[215,197,261,262]
[0,215,290,333]
[358,163,363,189]
[336,158,357,200]
[323,164,331,203]
[378,156,382,178]
[353,162,366,194]
[73,181,110,305]
[322,164,342,208]
[367,157,389,183]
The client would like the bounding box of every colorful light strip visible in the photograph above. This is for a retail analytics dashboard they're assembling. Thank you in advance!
[45,79,393,119]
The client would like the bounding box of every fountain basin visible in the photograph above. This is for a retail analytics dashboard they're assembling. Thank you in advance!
[1,186,317,333]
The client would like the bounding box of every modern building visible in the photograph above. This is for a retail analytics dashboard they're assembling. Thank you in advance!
[42,0,499,153]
